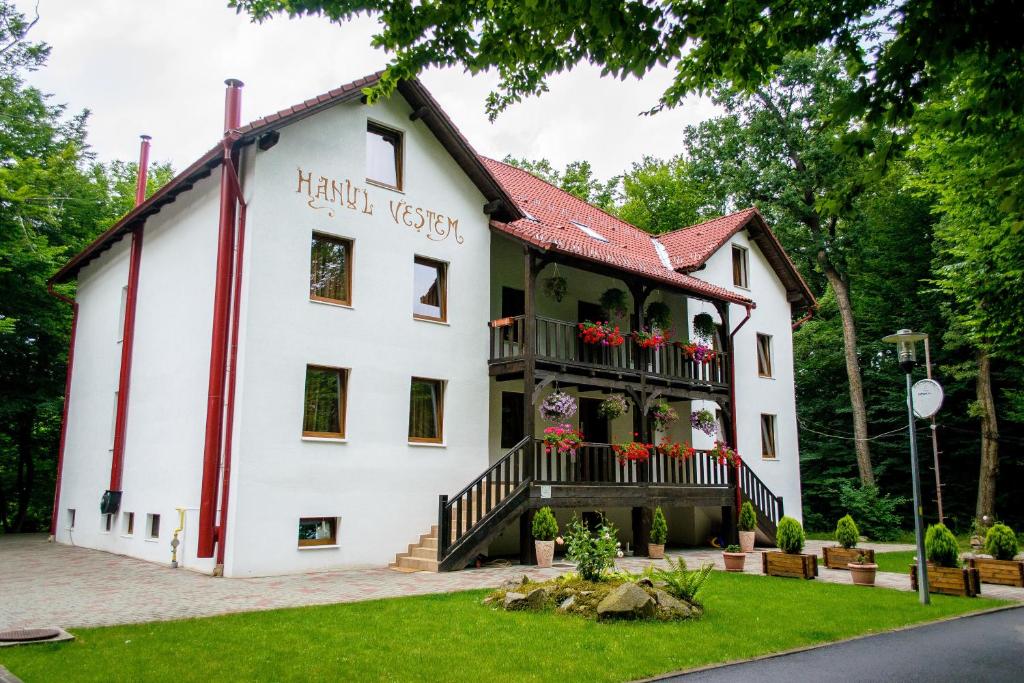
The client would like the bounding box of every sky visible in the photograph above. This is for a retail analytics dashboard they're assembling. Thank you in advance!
[17,0,720,181]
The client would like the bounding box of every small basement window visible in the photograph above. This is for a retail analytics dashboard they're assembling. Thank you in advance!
[147,513,161,539]
[67,508,76,529]
[123,511,135,535]
[732,245,749,288]
[298,517,338,547]
[366,121,403,190]
[570,220,609,243]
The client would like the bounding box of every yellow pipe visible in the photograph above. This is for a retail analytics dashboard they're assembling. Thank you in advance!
[171,507,185,568]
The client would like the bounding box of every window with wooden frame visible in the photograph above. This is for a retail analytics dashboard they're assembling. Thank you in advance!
[302,365,348,438]
[761,414,777,459]
[756,333,773,377]
[408,377,444,443]
[309,233,353,305]
[413,256,447,322]
[298,517,338,547]
[123,511,134,535]
[148,513,160,539]
[732,245,749,288]
[366,121,403,190]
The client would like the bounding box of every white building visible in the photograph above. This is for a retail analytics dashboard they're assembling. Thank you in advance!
[47,73,815,577]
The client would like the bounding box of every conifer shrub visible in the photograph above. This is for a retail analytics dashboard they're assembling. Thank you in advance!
[834,515,859,549]
[738,501,757,532]
[532,507,558,541]
[651,507,668,545]
[925,523,960,568]
[776,516,805,554]
[984,523,1019,561]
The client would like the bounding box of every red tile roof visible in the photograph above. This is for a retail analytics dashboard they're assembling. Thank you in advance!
[482,157,755,305]
[656,209,760,270]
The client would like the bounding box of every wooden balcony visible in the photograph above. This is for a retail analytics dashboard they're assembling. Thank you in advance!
[488,314,730,396]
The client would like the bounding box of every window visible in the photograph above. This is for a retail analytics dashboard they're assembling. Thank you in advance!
[117,285,128,342]
[67,508,76,529]
[757,334,773,377]
[366,121,403,190]
[732,245,749,288]
[123,511,134,535]
[413,257,447,322]
[409,378,444,443]
[761,414,777,459]
[298,517,338,547]
[303,366,347,438]
[500,392,525,449]
[147,513,161,539]
[309,233,352,305]
[103,513,113,532]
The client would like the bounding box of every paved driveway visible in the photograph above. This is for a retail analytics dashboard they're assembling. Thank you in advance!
[2,535,1022,629]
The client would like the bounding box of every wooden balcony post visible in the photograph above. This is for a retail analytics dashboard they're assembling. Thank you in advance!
[523,247,538,479]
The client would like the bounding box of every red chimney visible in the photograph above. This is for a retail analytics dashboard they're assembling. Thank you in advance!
[134,134,151,207]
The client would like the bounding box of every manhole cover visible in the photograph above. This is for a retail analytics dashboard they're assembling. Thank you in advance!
[0,628,62,643]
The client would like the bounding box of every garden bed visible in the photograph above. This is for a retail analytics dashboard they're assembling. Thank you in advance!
[822,546,875,570]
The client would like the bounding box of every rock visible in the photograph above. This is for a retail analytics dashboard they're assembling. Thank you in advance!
[525,587,549,609]
[557,595,576,612]
[503,592,528,610]
[497,574,531,592]
[1015,553,1024,562]
[596,583,656,620]
[635,577,654,588]
[580,591,594,596]
[654,589,692,619]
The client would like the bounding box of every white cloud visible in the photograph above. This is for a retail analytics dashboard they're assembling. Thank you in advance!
[18,0,719,180]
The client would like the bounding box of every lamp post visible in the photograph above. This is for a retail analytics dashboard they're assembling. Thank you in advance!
[882,329,930,605]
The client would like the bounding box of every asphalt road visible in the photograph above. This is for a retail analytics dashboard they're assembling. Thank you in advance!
[662,606,1024,682]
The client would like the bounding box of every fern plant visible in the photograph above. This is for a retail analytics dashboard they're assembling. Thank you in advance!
[648,557,713,605]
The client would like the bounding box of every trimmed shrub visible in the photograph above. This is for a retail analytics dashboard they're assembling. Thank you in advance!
[835,515,859,549]
[838,482,905,541]
[776,516,805,555]
[984,523,1019,561]
[925,523,960,568]
[532,507,558,541]
[651,507,668,545]
[738,501,757,532]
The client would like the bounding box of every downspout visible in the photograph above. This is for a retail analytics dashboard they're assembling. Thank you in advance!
[728,304,753,515]
[214,148,248,572]
[109,134,151,499]
[47,284,78,539]
[792,306,814,331]
[197,79,243,560]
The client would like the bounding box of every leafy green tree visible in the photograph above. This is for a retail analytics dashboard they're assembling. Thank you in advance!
[501,155,619,211]
[616,155,724,234]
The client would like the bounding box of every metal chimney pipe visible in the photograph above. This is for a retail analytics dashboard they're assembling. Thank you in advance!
[223,79,244,133]
[134,135,151,207]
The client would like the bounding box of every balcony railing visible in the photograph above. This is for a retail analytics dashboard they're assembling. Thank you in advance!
[533,440,732,487]
[489,314,729,387]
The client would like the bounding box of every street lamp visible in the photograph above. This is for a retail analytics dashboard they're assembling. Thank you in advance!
[882,329,930,605]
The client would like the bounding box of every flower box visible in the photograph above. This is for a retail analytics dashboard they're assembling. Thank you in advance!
[968,558,1024,587]
[910,564,982,597]
[762,551,817,579]
[822,546,875,570]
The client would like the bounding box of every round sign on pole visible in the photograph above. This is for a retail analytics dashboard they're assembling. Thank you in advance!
[912,379,944,418]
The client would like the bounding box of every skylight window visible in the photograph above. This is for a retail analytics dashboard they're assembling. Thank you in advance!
[523,210,539,222]
[570,220,609,243]
[652,238,673,270]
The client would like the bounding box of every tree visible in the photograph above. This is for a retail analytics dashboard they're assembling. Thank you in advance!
[616,155,724,234]
[501,156,619,211]
[684,49,878,486]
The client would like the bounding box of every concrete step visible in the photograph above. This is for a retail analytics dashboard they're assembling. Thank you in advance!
[394,555,439,572]
[412,546,438,560]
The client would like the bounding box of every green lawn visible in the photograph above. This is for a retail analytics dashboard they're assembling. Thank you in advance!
[0,573,1006,683]
[874,550,918,574]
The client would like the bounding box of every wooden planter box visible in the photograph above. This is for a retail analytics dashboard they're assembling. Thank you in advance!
[822,546,875,570]
[968,558,1024,587]
[910,564,981,597]
[762,551,818,579]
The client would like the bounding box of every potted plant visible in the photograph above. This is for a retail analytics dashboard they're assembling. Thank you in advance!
[543,273,568,302]
[645,301,672,331]
[692,312,716,342]
[541,424,584,456]
[532,507,559,568]
[910,523,981,596]
[680,341,716,363]
[848,551,878,586]
[762,516,817,579]
[649,507,668,559]
[599,288,629,321]
[597,393,629,420]
[709,440,741,467]
[822,515,875,569]
[539,391,577,422]
[723,544,746,572]
[612,435,653,463]
[578,320,625,347]
[658,436,695,461]
[632,326,672,350]
[738,501,757,553]
[690,409,718,436]
[969,523,1024,587]
[650,402,678,430]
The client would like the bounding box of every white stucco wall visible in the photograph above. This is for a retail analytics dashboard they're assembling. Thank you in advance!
[690,230,803,523]
[223,95,493,576]
[54,173,222,572]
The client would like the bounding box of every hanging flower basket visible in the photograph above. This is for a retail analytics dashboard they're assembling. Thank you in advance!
[710,440,741,467]
[645,301,672,331]
[690,409,718,436]
[679,341,717,363]
[650,402,678,429]
[692,313,716,342]
[597,393,629,420]
[577,320,625,346]
[599,288,629,321]
[539,391,578,422]
[543,274,568,302]
[658,437,695,460]
[542,424,584,456]
[632,327,672,350]
[612,436,653,463]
